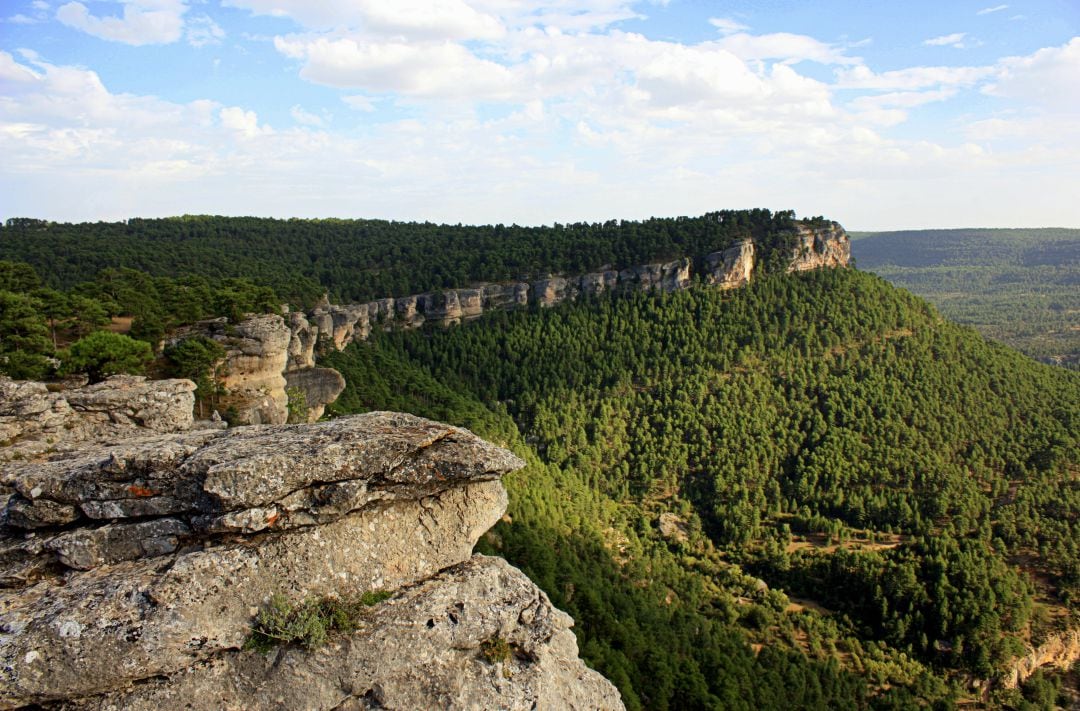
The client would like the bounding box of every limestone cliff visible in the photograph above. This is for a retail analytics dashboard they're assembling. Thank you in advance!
[788,222,851,272]
[306,220,849,354]
[1003,627,1080,689]
[0,411,623,710]
[153,221,846,427]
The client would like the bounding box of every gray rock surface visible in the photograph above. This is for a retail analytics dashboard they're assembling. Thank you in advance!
[0,412,621,710]
[52,556,624,711]
[0,376,196,462]
[788,222,851,272]
[705,238,755,289]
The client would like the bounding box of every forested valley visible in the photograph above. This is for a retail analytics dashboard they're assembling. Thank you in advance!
[324,268,1080,710]
[852,229,1080,369]
[1,212,1078,709]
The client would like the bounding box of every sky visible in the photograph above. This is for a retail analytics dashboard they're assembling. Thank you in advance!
[0,1,1078,230]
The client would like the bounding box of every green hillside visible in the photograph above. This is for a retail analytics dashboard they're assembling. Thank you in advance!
[852,229,1080,368]
[0,210,801,305]
[323,268,1080,709]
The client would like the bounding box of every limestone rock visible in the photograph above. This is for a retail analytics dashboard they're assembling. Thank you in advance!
[285,312,318,371]
[788,222,851,272]
[212,314,292,425]
[0,413,527,708]
[533,276,574,307]
[283,367,346,422]
[483,282,529,309]
[705,238,755,289]
[0,376,195,462]
[65,376,196,433]
[53,556,624,711]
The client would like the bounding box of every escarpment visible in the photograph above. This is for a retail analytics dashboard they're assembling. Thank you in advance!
[165,220,847,427]
[0,411,623,710]
[305,220,849,353]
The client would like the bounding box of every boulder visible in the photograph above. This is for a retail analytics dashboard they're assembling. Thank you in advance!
[1,413,582,709]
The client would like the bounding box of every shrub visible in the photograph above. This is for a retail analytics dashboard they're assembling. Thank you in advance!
[244,589,392,652]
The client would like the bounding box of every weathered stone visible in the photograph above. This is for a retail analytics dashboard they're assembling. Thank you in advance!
[705,238,755,289]
[45,518,191,570]
[285,312,318,371]
[0,376,196,462]
[212,314,292,425]
[0,413,522,533]
[788,222,851,272]
[0,480,509,707]
[283,367,346,422]
[52,556,624,711]
[65,376,196,433]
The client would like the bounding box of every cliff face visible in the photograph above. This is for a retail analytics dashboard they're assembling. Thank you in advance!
[788,222,851,272]
[1004,628,1080,689]
[161,221,847,426]
[308,222,849,354]
[0,410,623,710]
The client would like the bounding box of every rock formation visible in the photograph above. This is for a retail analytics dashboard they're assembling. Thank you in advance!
[705,238,755,289]
[284,366,346,422]
[0,375,196,463]
[1003,627,1080,689]
[788,222,851,272]
[156,220,848,428]
[0,412,623,710]
[305,221,849,356]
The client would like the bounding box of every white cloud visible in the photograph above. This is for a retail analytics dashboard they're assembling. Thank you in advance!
[4,20,1080,229]
[224,0,504,39]
[984,37,1080,112]
[290,104,324,126]
[709,17,748,36]
[717,31,860,65]
[923,32,969,48]
[977,4,1008,15]
[56,0,189,46]
[342,94,376,112]
[185,14,224,47]
[6,14,38,24]
[274,35,516,99]
[836,63,993,90]
[220,106,271,137]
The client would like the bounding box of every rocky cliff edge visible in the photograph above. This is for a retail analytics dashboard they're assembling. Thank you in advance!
[0,410,623,710]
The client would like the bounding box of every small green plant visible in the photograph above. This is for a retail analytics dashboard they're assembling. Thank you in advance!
[479,636,511,665]
[286,386,308,424]
[244,589,392,653]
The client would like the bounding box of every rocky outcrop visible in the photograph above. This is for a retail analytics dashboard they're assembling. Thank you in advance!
[1003,627,1080,689]
[284,367,346,421]
[0,412,622,710]
[0,375,195,462]
[305,221,849,356]
[788,222,851,272]
[209,314,292,426]
[285,311,318,371]
[705,238,755,289]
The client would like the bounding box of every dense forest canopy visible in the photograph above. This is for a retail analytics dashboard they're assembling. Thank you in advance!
[0,210,802,304]
[852,229,1080,368]
[324,268,1080,709]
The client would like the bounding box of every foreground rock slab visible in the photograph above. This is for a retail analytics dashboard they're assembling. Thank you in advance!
[54,556,623,711]
[0,412,564,708]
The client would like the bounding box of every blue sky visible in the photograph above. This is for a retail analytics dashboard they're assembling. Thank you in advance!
[1,0,1078,229]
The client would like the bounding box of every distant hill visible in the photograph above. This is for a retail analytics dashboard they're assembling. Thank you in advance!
[852,228,1080,368]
